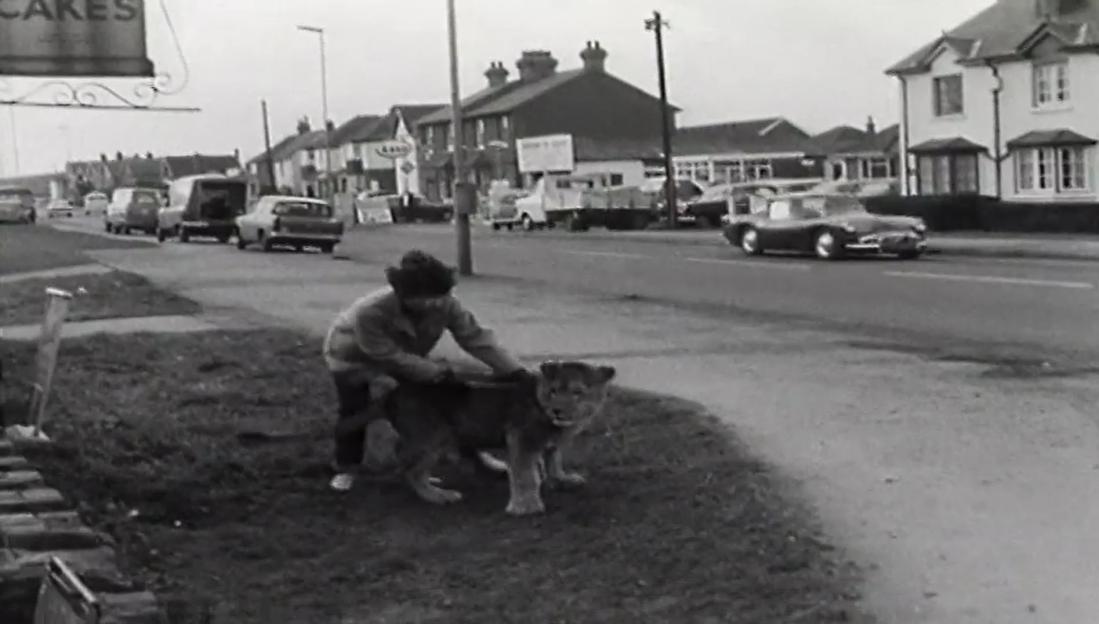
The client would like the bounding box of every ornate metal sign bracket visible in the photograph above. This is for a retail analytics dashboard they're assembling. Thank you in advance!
[0,0,200,112]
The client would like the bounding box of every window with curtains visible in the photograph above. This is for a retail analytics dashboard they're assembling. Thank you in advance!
[1014,145,1090,194]
[933,74,964,116]
[916,153,979,195]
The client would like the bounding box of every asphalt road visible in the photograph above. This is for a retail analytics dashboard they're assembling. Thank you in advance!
[340,223,1099,363]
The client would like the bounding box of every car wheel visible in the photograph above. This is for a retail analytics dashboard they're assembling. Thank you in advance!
[492,223,501,231]
[236,234,247,250]
[123,226,132,235]
[156,228,167,243]
[217,234,231,244]
[814,230,842,260]
[739,227,763,256]
[320,243,334,254]
[179,227,190,243]
[898,250,922,260]
[521,214,535,231]
[104,222,112,233]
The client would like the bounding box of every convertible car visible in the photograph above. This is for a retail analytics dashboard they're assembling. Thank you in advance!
[721,192,928,260]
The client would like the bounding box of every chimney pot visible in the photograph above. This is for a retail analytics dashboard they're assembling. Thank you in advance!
[580,40,608,72]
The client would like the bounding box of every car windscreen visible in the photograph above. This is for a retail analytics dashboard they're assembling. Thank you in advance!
[819,196,867,217]
[132,190,161,205]
[272,202,332,218]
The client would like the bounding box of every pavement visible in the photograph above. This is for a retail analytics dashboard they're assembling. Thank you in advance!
[34,218,1095,624]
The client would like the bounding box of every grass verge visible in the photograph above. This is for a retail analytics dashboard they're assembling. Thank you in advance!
[1,271,201,327]
[2,328,870,623]
[0,223,153,276]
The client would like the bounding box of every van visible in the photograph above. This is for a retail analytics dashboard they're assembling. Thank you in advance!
[157,174,248,243]
[105,187,162,234]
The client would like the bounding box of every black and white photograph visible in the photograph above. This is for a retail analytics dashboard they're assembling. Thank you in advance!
[2,0,1099,622]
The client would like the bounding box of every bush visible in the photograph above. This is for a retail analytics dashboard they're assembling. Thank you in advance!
[864,195,1099,233]
[863,195,993,231]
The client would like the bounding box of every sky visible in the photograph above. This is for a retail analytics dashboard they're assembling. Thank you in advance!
[0,0,994,176]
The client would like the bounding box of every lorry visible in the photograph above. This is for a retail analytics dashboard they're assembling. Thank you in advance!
[490,173,658,232]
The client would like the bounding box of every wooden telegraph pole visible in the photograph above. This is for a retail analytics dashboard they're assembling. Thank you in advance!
[261,100,277,194]
[646,11,676,228]
[447,0,473,275]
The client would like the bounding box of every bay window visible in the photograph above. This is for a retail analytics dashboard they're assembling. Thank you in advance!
[916,152,979,195]
[1014,145,1090,194]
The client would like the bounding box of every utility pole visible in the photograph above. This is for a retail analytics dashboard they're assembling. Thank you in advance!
[261,99,277,194]
[646,10,676,228]
[297,25,332,199]
[448,0,473,275]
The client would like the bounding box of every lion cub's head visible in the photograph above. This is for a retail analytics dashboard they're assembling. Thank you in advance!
[535,360,616,429]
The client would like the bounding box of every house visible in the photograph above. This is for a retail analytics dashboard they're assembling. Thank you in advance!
[415,41,678,199]
[886,0,1099,202]
[671,117,823,186]
[327,114,385,194]
[812,118,901,182]
[246,133,300,196]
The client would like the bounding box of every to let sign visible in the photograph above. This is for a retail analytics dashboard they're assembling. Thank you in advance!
[0,0,154,77]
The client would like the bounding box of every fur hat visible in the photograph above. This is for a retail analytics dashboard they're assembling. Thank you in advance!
[385,250,456,298]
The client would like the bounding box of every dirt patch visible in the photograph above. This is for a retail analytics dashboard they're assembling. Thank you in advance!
[1,271,201,327]
[0,224,152,276]
[2,329,870,624]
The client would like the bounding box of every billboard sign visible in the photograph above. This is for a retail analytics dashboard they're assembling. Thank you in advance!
[516,134,574,173]
[0,0,154,77]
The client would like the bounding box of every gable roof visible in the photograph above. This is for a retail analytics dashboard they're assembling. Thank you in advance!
[393,104,446,127]
[673,117,815,156]
[812,123,900,155]
[329,115,385,146]
[418,68,677,126]
[887,0,1099,75]
[247,133,299,166]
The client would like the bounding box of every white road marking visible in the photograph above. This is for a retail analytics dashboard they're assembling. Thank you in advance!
[559,250,645,259]
[685,257,812,271]
[884,270,1095,290]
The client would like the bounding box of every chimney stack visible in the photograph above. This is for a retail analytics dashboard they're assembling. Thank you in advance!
[866,116,876,136]
[297,117,312,135]
[516,50,558,82]
[325,119,336,132]
[485,61,510,88]
[580,40,608,72]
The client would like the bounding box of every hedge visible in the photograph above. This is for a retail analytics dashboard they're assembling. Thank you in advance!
[863,195,1099,233]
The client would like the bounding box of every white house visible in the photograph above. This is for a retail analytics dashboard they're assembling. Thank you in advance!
[887,0,1099,203]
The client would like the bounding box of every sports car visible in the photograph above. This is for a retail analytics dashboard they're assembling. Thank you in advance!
[721,192,927,260]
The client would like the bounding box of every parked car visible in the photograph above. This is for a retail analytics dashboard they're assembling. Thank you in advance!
[236,195,343,253]
[46,198,75,219]
[0,186,36,224]
[640,177,705,225]
[157,174,248,243]
[83,191,109,216]
[721,192,928,260]
[104,187,161,234]
[362,192,454,224]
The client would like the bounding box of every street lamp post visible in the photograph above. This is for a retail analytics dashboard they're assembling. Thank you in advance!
[447,0,473,276]
[297,25,333,199]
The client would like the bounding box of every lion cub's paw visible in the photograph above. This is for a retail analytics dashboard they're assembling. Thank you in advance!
[549,471,587,490]
[505,497,546,516]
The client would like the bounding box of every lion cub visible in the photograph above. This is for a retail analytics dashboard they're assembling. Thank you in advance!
[382,360,616,516]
